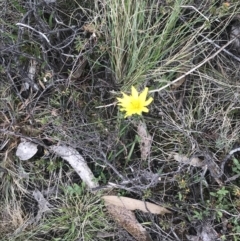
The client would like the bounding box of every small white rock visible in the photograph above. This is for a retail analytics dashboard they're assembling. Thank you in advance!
[16,141,38,161]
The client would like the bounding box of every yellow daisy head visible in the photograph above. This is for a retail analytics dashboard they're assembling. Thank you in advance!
[117,86,153,118]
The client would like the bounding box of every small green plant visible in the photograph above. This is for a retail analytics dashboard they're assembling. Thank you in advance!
[231,218,240,241]
[232,158,240,174]
[65,182,86,196]
[210,186,229,202]
[210,187,230,219]
[191,209,210,221]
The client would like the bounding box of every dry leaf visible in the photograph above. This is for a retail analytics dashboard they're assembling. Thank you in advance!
[50,145,99,189]
[102,196,171,215]
[71,57,87,79]
[173,152,223,185]
[70,33,97,80]
[171,75,186,90]
[173,153,205,167]
[137,121,152,161]
[82,23,96,33]
[106,204,153,241]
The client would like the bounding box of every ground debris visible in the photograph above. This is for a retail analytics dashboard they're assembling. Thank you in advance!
[106,204,153,241]
[136,121,152,161]
[50,145,99,189]
[186,222,219,241]
[172,152,205,167]
[102,195,171,215]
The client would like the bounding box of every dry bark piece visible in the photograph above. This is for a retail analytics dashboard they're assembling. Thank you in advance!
[106,204,153,241]
[102,196,171,215]
[50,145,99,189]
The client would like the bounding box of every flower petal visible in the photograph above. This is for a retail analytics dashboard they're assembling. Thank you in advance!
[131,86,138,99]
[141,107,149,113]
[117,93,131,106]
[139,87,148,102]
[144,97,153,106]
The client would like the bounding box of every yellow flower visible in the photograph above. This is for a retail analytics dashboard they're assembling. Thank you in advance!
[117,86,153,118]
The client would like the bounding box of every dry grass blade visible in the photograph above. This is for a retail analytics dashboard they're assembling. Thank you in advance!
[150,37,236,93]
[102,196,171,215]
